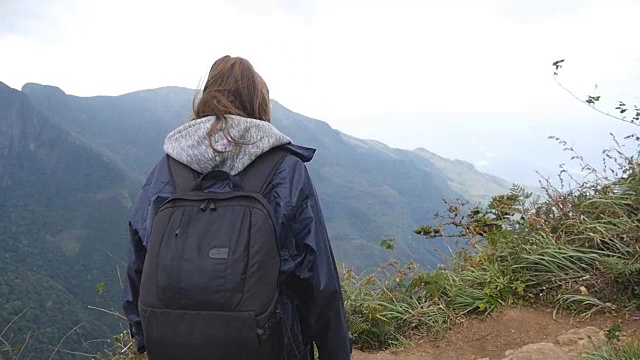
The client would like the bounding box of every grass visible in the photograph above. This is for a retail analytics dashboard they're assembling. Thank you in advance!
[342,134,640,351]
[583,340,640,360]
[582,323,640,360]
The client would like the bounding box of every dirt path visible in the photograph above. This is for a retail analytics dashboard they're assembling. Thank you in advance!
[352,307,640,360]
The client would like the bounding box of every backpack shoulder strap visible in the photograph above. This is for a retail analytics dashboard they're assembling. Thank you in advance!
[167,156,201,193]
[238,148,290,195]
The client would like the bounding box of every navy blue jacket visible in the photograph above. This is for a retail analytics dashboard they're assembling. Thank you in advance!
[122,144,351,359]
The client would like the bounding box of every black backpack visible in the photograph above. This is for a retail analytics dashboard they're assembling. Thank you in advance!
[138,148,289,360]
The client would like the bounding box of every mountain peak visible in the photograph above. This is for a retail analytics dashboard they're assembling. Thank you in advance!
[21,82,66,96]
[0,81,20,97]
[0,81,14,91]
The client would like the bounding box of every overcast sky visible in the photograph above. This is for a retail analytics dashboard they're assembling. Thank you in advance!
[1,0,639,185]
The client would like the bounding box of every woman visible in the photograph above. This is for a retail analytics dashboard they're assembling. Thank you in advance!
[122,55,351,360]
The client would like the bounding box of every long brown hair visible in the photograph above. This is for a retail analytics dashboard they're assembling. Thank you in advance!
[191,55,271,150]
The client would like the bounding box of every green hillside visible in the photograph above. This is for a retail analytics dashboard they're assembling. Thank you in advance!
[0,82,134,357]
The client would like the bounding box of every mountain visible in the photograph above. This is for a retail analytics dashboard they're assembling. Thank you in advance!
[0,82,134,357]
[20,83,512,269]
[19,83,193,182]
[413,148,514,203]
[1,81,513,357]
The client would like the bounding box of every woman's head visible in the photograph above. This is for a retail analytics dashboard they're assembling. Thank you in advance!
[192,55,271,123]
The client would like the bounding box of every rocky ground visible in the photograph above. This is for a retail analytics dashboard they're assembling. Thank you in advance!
[352,307,640,360]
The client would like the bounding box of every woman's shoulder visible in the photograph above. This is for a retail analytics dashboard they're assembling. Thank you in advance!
[267,144,317,197]
[274,144,316,179]
[280,144,316,163]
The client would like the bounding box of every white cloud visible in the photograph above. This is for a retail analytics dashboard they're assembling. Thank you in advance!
[1,0,638,184]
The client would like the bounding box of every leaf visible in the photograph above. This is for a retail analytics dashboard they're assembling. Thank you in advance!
[606,323,624,342]
[96,281,106,295]
[379,238,395,251]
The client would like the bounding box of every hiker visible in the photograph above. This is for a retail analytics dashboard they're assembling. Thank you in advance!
[122,55,351,360]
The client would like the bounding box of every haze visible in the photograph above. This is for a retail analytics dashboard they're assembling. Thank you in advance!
[1,0,638,185]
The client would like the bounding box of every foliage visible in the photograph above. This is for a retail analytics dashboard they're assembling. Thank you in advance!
[340,261,451,350]
[584,324,640,360]
[552,59,640,127]
[341,121,640,351]
[606,323,624,343]
[584,340,640,360]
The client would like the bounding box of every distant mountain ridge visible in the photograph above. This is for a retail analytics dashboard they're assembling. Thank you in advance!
[18,82,514,269]
[413,147,514,203]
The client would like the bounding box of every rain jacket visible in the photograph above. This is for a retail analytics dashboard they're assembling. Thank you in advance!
[122,115,351,360]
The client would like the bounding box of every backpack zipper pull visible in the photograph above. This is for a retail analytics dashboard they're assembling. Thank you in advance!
[200,200,209,211]
[209,200,217,211]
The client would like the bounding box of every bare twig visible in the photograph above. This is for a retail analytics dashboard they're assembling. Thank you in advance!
[121,340,133,353]
[84,338,112,345]
[15,331,31,360]
[552,75,639,127]
[553,64,640,126]
[49,323,83,360]
[116,264,124,289]
[0,306,32,340]
[107,251,127,267]
[87,306,127,320]
[56,348,99,358]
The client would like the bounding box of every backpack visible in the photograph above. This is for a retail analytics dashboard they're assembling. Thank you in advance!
[138,148,289,360]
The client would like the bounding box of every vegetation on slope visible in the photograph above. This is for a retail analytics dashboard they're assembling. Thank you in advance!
[342,60,640,352]
[0,83,133,358]
[343,130,640,351]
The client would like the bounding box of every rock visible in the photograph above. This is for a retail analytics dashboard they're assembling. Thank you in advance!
[557,327,606,356]
[501,343,571,360]
[496,327,607,360]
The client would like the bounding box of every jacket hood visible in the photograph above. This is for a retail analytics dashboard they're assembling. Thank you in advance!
[163,115,292,175]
